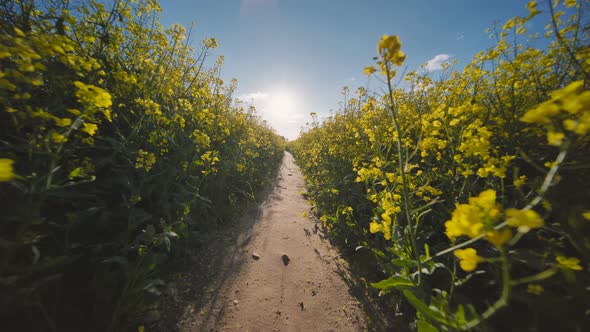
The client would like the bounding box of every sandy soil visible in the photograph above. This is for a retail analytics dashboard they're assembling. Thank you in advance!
[157,152,367,331]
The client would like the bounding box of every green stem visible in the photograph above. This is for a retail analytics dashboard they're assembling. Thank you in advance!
[462,250,511,330]
[524,141,568,210]
[384,60,422,283]
[510,267,558,286]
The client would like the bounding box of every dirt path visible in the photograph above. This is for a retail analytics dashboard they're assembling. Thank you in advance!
[161,152,367,331]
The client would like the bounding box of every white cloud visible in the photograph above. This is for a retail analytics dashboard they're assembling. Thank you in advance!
[425,54,452,71]
[412,81,431,92]
[237,91,269,101]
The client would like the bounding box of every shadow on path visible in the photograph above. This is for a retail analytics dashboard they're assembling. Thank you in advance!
[149,163,283,332]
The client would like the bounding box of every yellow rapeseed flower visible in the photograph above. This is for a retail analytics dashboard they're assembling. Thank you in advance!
[564,0,577,8]
[521,80,590,136]
[0,158,16,182]
[135,149,156,171]
[51,132,67,143]
[556,255,582,271]
[547,131,565,146]
[378,35,400,54]
[377,35,406,66]
[520,101,560,124]
[74,81,112,109]
[485,228,513,248]
[454,248,482,272]
[364,66,376,75]
[526,1,540,18]
[203,37,218,49]
[445,189,501,240]
[505,208,544,233]
[67,108,81,116]
[54,118,72,127]
[14,27,26,37]
[527,284,544,295]
[445,204,484,239]
[468,190,499,213]
[513,175,527,188]
[81,123,98,136]
[369,217,392,240]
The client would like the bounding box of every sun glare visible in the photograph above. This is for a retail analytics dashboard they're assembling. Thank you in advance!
[268,90,296,114]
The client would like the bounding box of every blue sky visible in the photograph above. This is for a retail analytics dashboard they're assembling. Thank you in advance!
[158,0,541,139]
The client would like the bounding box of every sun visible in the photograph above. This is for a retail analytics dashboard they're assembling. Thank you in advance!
[268,90,296,114]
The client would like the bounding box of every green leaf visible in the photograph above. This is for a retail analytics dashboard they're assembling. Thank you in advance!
[370,275,415,292]
[403,290,454,327]
[391,258,417,268]
[417,319,439,332]
[455,304,467,325]
[371,248,387,259]
[69,167,82,179]
[424,243,430,259]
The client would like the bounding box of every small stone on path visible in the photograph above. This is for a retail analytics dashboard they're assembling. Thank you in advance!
[282,253,291,266]
[252,252,260,260]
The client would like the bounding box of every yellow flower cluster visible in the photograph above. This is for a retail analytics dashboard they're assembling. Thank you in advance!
[521,80,590,145]
[51,132,67,143]
[377,35,406,66]
[135,150,157,172]
[199,150,221,174]
[505,208,544,233]
[446,189,545,246]
[0,159,16,182]
[556,255,583,271]
[370,216,392,240]
[341,206,354,215]
[454,248,482,272]
[445,190,501,240]
[363,35,407,78]
[192,130,212,148]
[355,166,383,183]
[81,123,98,136]
[74,81,113,122]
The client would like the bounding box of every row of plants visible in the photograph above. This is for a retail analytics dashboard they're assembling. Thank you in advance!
[0,1,284,331]
[289,1,589,330]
